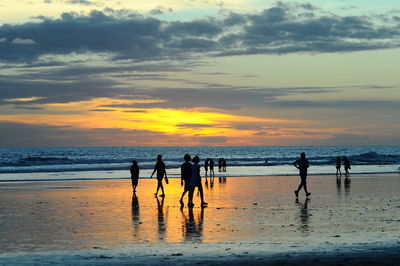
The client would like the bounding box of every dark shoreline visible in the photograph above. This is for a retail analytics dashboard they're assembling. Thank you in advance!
[1,242,400,265]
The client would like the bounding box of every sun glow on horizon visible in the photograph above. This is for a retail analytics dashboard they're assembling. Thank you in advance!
[0,97,334,145]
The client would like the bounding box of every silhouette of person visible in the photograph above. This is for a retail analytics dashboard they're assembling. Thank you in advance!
[218,158,222,172]
[180,154,192,206]
[336,156,342,177]
[130,160,139,192]
[204,158,209,177]
[293,152,311,198]
[343,156,351,177]
[209,159,215,176]
[188,156,208,207]
[150,154,168,197]
[204,158,210,184]
[222,157,226,172]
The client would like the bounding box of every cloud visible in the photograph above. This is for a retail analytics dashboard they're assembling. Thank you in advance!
[88,109,115,112]
[317,134,400,146]
[66,0,95,6]
[177,123,214,128]
[0,121,229,146]
[0,5,399,63]
[122,110,148,113]
[11,38,37,45]
[149,6,173,15]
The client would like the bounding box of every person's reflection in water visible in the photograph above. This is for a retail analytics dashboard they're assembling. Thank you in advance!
[219,176,227,183]
[131,193,140,239]
[181,207,204,243]
[344,176,351,196]
[210,175,215,188]
[295,198,310,234]
[156,196,166,241]
[336,176,342,196]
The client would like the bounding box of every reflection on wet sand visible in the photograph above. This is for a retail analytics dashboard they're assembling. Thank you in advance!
[131,193,140,236]
[336,176,342,196]
[156,196,166,241]
[205,176,215,190]
[296,198,310,235]
[2,176,400,252]
[344,177,351,196]
[219,177,227,183]
[181,207,204,243]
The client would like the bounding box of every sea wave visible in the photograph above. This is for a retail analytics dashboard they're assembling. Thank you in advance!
[0,147,399,174]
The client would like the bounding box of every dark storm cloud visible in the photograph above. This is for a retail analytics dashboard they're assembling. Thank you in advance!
[0,4,399,63]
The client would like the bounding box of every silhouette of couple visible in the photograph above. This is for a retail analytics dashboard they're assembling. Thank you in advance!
[130,155,168,197]
[336,156,351,177]
[180,154,208,208]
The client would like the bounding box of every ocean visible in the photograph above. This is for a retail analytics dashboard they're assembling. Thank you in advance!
[0,146,399,182]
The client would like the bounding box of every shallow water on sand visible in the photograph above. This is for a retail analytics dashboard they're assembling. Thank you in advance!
[0,175,400,252]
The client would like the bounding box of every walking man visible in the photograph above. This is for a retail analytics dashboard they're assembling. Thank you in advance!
[293,152,311,198]
[179,154,192,206]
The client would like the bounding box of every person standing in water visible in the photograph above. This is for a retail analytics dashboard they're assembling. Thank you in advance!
[336,156,342,176]
[130,160,139,192]
[150,154,168,197]
[293,152,311,198]
[179,154,192,206]
[188,156,208,208]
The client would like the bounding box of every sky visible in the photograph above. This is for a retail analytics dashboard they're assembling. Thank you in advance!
[0,0,399,146]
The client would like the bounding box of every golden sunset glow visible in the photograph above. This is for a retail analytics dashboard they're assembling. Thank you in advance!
[0,0,399,146]
[0,97,319,144]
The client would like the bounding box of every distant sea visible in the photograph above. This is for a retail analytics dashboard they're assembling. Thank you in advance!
[0,146,399,182]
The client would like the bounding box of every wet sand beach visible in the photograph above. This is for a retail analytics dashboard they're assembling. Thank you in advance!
[1,174,400,264]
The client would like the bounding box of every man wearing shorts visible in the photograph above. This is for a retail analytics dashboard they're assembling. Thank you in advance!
[293,152,311,198]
